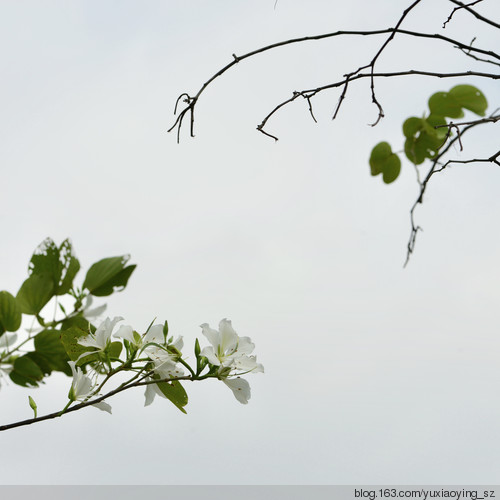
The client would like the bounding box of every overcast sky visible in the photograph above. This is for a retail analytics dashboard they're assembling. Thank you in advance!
[1,0,500,485]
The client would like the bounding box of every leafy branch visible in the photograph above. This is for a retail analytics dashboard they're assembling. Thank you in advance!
[168,0,499,263]
[0,239,264,432]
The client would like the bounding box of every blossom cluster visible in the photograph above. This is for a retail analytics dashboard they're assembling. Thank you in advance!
[67,316,263,413]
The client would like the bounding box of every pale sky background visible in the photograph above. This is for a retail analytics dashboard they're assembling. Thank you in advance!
[1,0,500,485]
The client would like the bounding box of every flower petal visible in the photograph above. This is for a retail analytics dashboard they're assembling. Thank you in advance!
[218,319,238,353]
[200,346,220,366]
[236,336,255,355]
[113,325,135,343]
[143,324,164,344]
[77,336,100,349]
[223,377,251,404]
[92,401,112,414]
[83,303,107,319]
[144,381,167,406]
[232,355,264,373]
[200,323,220,349]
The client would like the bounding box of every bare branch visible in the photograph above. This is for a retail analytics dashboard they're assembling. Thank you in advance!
[449,0,500,29]
[257,70,499,140]
[168,27,498,141]
[457,37,500,67]
[443,0,484,28]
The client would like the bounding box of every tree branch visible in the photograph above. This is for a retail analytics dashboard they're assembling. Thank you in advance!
[0,373,194,432]
[168,26,498,141]
[448,0,500,29]
[257,70,499,140]
[404,113,500,266]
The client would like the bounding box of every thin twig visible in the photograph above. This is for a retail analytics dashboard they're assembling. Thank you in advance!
[449,0,500,29]
[443,0,484,28]
[404,114,500,266]
[168,27,498,141]
[257,70,499,140]
[0,373,193,432]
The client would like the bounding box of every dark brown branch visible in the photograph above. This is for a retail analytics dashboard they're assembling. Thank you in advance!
[443,0,484,28]
[257,70,499,140]
[457,37,500,67]
[434,150,500,172]
[449,0,500,29]
[435,114,500,128]
[168,27,498,141]
[0,373,193,432]
[364,0,423,126]
[404,114,500,266]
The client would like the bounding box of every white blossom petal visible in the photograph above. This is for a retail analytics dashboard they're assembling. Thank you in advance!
[143,324,164,344]
[223,377,251,404]
[113,325,135,343]
[200,346,220,366]
[92,401,112,414]
[232,355,264,373]
[218,319,238,353]
[200,323,220,349]
[236,336,255,355]
[144,381,166,406]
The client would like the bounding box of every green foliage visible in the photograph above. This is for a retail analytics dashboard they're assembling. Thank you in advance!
[15,238,81,315]
[153,376,188,414]
[369,142,401,183]
[3,237,136,388]
[61,326,100,365]
[0,291,22,334]
[9,355,45,387]
[83,256,136,297]
[369,84,488,183]
[16,274,55,315]
[34,329,72,375]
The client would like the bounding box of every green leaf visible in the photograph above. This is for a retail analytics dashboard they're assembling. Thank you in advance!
[425,114,448,140]
[369,142,401,184]
[402,117,423,138]
[9,355,44,387]
[16,274,54,315]
[154,377,188,414]
[83,256,136,297]
[0,291,22,334]
[56,239,80,295]
[25,351,54,376]
[60,314,95,333]
[29,238,60,280]
[428,91,464,119]
[449,84,488,116]
[28,238,80,296]
[34,329,72,375]
[108,341,123,360]
[61,326,99,365]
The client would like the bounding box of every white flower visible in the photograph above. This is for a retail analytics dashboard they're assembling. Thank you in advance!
[67,361,112,414]
[114,323,163,349]
[80,296,107,320]
[142,332,185,406]
[77,316,131,362]
[114,322,185,406]
[68,360,93,400]
[200,319,263,404]
[0,333,17,351]
[200,319,263,374]
[223,377,251,404]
